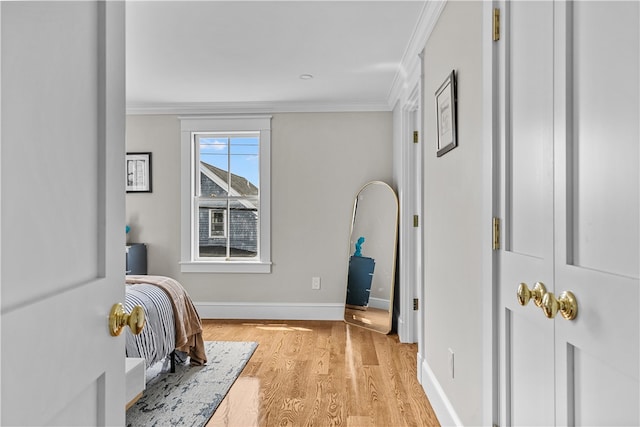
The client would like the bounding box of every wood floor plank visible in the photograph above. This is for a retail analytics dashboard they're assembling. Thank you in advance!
[204,320,440,427]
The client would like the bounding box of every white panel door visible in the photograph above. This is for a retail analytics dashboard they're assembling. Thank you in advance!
[498,2,556,424]
[552,2,639,424]
[1,2,126,426]
[498,1,639,425]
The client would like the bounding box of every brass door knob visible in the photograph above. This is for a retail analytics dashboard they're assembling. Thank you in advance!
[517,282,547,307]
[109,303,145,336]
[541,291,578,320]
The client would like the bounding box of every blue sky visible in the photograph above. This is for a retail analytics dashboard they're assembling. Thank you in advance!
[199,135,259,187]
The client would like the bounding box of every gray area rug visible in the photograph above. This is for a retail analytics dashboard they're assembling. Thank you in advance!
[126,341,258,427]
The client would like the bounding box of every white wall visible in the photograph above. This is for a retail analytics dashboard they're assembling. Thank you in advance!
[422,1,484,425]
[126,112,393,317]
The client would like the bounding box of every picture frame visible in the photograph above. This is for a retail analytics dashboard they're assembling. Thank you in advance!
[435,70,457,157]
[126,152,152,193]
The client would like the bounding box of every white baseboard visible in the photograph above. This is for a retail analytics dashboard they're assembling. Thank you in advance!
[421,359,464,427]
[194,301,345,321]
[417,350,424,384]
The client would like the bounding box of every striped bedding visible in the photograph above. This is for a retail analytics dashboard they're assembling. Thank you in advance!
[124,283,176,368]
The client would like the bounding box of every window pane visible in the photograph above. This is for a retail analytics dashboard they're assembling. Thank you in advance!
[198,199,227,258]
[197,200,258,258]
[230,136,259,190]
[228,198,258,258]
[200,137,230,192]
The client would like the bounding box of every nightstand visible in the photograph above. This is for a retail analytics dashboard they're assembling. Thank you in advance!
[125,357,145,409]
[126,243,147,275]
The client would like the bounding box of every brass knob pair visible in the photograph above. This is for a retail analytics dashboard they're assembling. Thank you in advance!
[517,282,578,320]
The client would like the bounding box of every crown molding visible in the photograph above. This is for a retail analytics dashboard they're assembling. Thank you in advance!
[387,0,447,108]
[126,100,392,115]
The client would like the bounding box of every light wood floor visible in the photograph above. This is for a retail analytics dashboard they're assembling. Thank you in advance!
[203,319,441,427]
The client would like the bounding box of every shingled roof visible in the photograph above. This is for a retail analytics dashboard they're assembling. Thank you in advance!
[200,161,258,197]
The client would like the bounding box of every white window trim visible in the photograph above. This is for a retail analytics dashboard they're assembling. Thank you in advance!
[179,115,272,273]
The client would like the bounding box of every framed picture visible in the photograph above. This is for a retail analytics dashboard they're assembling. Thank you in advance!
[435,70,457,157]
[126,152,152,193]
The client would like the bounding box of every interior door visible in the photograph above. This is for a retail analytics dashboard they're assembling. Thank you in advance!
[1,2,126,425]
[552,2,639,424]
[498,2,556,424]
[498,1,639,425]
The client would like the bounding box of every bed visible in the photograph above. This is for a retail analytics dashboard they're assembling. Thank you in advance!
[124,275,207,370]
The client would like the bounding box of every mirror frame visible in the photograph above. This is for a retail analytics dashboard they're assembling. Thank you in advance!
[343,181,399,334]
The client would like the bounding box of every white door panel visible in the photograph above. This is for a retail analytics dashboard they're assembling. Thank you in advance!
[499,1,555,423]
[570,1,640,278]
[1,2,126,425]
[508,0,553,259]
[571,347,638,426]
[1,1,101,309]
[508,310,555,426]
[2,282,119,425]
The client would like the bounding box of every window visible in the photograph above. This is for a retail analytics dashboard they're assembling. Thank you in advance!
[197,133,258,258]
[180,116,272,273]
[209,209,226,238]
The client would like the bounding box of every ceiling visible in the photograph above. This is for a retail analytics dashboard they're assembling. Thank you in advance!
[125,1,427,113]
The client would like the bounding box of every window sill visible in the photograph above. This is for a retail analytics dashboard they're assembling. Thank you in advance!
[179,260,271,274]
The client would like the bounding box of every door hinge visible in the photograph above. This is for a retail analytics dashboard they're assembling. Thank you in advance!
[492,217,501,250]
[413,298,419,311]
[493,8,500,41]
[413,130,419,144]
[413,215,419,227]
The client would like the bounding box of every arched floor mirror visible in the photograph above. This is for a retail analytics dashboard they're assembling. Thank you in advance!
[344,181,398,334]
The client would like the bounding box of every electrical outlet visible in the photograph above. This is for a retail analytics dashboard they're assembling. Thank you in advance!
[311,277,321,290]
[448,348,455,379]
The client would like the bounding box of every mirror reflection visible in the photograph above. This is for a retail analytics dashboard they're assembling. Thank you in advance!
[344,181,398,334]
